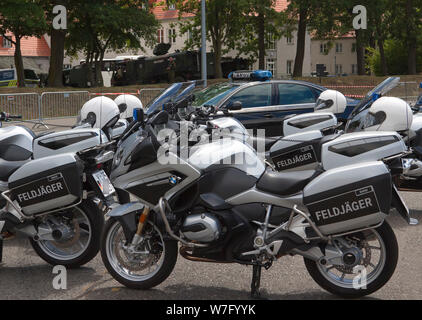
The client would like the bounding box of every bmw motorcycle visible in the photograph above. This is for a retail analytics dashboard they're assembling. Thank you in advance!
[100,106,412,298]
[0,111,115,267]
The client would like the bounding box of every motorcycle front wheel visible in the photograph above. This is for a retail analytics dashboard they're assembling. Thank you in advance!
[30,199,104,269]
[101,218,178,289]
[304,221,398,298]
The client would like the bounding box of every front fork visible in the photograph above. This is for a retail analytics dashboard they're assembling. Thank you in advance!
[129,207,150,248]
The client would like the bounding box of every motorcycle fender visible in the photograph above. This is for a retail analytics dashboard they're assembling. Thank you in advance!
[107,202,145,240]
[392,185,418,225]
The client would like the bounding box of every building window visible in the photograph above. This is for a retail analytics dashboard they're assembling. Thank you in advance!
[266,58,276,76]
[335,64,343,75]
[168,28,176,44]
[286,36,293,45]
[168,3,176,10]
[187,30,193,42]
[336,43,343,53]
[2,37,12,48]
[266,32,276,50]
[320,43,328,54]
[352,43,357,52]
[351,64,357,74]
[157,29,164,43]
[287,60,294,75]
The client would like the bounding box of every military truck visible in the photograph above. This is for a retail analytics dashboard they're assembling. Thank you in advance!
[111,51,249,86]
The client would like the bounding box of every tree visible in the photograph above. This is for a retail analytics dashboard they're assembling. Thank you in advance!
[285,0,337,77]
[177,0,245,79]
[389,0,422,75]
[0,0,48,87]
[65,0,159,87]
[237,0,286,70]
[40,0,69,87]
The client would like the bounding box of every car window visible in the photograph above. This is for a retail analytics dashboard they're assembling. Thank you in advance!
[224,84,272,108]
[278,84,316,105]
[193,83,238,107]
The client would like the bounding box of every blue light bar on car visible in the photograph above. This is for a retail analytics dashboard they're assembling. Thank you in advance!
[229,70,273,82]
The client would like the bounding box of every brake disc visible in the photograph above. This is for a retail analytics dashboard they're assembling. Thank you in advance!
[114,229,160,272]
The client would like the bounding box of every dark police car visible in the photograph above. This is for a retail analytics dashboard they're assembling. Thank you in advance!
[193,70,359,136]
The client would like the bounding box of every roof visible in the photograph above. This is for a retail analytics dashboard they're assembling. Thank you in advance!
[0,34,50,57]
[151,0,288,20]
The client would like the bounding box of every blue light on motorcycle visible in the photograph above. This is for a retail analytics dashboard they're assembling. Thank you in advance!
[133,108,141,121]
[371,93,380,102]
[420,82,422,89]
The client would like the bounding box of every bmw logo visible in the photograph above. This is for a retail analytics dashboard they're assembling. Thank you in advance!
[169,176,180,185]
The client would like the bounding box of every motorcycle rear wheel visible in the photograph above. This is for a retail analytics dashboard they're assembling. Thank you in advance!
[30,199,104,269]
[304,221,398,298]
[101,218,178,290]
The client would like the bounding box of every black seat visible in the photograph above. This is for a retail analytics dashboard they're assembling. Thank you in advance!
[249,136,280,152]
[256,168,320,196]
[0,161,25,181]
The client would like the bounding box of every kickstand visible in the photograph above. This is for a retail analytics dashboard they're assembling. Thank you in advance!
[251,264,264,299]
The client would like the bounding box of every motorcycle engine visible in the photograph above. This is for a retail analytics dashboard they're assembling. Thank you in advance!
[180,213,222,243]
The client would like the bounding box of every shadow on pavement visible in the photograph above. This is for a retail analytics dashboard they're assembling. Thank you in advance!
[79,283,380,301]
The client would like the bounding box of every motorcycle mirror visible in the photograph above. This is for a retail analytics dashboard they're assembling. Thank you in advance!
[133,108,145,124]
[150,110,169,126]
[228,101,242,111]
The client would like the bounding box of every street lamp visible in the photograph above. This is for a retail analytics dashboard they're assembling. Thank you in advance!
[201,0,207,87]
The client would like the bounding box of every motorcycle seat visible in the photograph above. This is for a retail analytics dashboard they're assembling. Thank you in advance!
[249,136,280,152]
[256,168,320,196]
[0,161,26,182]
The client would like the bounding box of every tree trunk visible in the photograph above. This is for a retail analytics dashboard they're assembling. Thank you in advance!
[356,30,366,75]
[14,37,26,88]
[86,51,93,87]
[406,0,417,74]
[47,28,66,87]
[214,41,223,79]
[293,7,308,78]
[378,38,388,76]
[257,13,266,70]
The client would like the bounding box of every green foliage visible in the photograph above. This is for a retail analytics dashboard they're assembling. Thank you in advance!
[367,39,422,75]
[154,43,171,56]
[65,0,159,58]
[0,0,48,40]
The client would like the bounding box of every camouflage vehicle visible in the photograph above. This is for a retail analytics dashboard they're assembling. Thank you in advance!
[111,51,249,86]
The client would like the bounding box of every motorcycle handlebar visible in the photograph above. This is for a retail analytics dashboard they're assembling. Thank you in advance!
[0,112,22,121]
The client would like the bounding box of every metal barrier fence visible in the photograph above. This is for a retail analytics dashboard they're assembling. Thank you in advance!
[0,93,40,122]
[138,88,165,107]
[40,91,90,120]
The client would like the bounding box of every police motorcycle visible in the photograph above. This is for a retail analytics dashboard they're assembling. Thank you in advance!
[100,98,413,298]
[0,111,116,267]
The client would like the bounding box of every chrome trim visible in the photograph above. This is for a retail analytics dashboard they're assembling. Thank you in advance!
[224,104,315,115]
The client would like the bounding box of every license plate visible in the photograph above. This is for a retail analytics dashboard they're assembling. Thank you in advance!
[307,186,381,226]
[92,170,115,197]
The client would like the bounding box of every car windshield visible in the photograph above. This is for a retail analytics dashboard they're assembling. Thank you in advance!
[345,77,400,133]
[193,83,239,107]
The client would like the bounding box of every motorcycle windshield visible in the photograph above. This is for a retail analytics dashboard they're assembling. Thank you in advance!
[345,77,400,133]
[145,83,184,115]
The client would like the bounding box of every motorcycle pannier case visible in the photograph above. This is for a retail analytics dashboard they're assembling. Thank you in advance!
[7,153,83,216]
[269,130,323,172]
[303,161,391,236]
